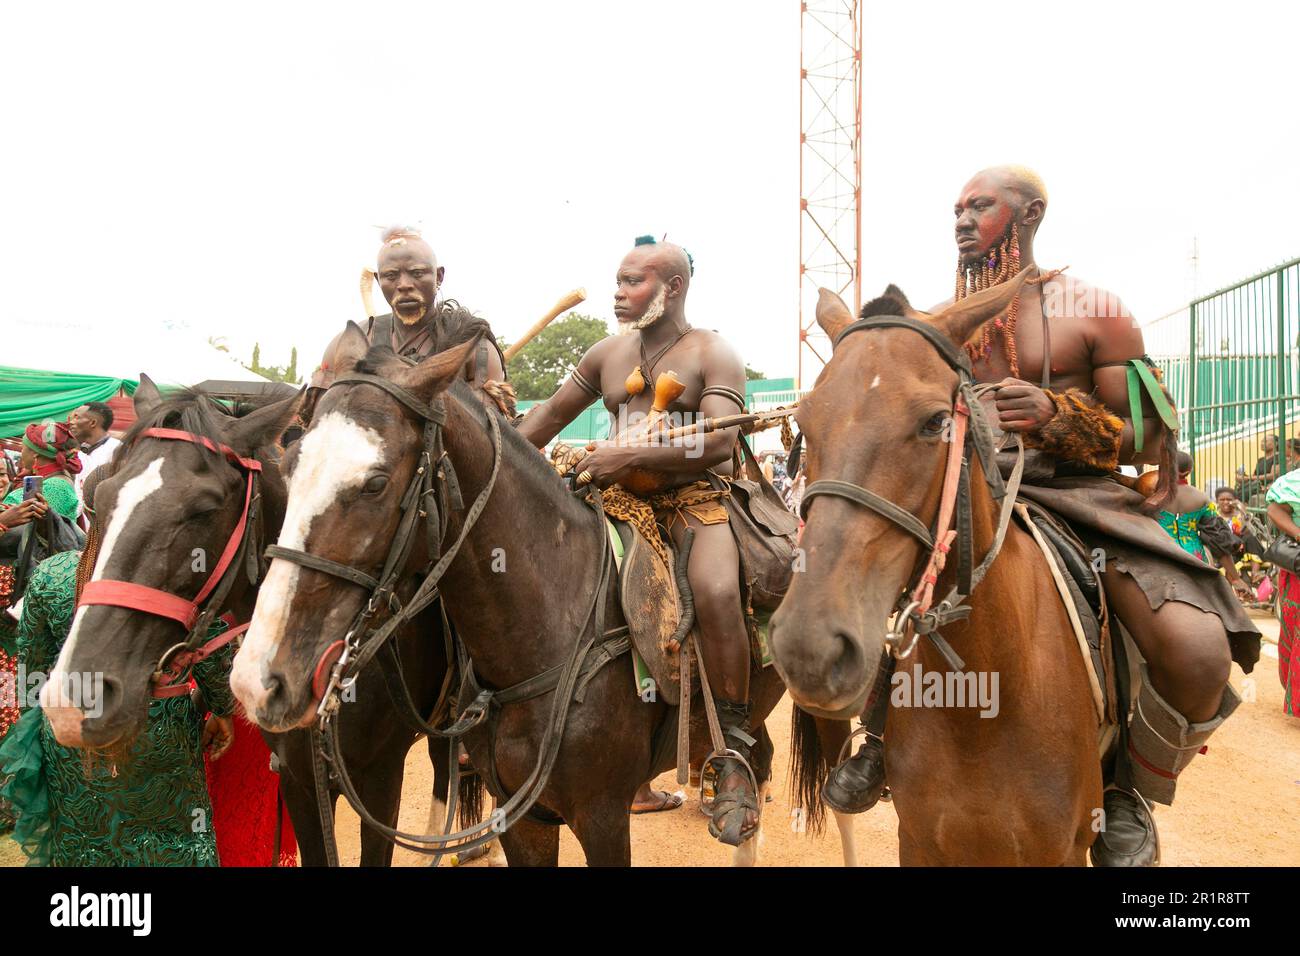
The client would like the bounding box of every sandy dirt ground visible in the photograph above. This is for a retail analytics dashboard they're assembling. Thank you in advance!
[2,613,1294,868]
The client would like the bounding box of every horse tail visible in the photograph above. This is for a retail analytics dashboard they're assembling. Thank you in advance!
[789,705,828,834]
[457,768,486,831]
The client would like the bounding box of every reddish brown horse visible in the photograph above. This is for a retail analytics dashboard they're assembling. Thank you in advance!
[771,275,1103,865]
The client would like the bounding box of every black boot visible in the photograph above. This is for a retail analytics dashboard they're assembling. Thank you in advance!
[704,699,760,847]
[823,655,892,813]
[823,734,887,814]
[1089,788,1159,867]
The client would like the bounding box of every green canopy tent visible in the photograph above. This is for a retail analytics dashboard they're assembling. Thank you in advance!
[0,367,137,439]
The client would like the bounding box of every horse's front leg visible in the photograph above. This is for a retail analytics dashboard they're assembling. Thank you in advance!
[499,814,561,866]
[570,796,633,867]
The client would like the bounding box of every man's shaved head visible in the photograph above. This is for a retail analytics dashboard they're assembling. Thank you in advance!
[376,225,444,325]
[614,238,694,331]
[377,224,437,270]
[624,240,693,291]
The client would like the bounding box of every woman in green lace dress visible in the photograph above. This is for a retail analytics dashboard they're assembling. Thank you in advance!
[0,547,238,866]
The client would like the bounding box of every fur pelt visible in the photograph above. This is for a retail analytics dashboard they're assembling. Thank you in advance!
[1027,388,1124,472]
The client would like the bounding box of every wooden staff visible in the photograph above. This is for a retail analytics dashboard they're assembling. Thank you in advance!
[649,404,800,444]
[503,288,587,362]
[572,401,800,488]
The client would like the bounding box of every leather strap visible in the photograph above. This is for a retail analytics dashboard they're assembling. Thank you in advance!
[265,544,380,592]
[800,479,934,550]
[331,373,444,425]
[80,580,200,629]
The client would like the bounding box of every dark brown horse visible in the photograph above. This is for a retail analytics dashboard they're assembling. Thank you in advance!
[42,378,470,866]
[770,276,1103,865]
[233,323,857,866]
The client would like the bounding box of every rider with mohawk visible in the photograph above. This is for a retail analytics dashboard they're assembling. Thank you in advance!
[822,166,1260,867]
[519,236,764,848]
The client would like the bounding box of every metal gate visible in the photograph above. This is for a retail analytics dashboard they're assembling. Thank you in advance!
[1147,256,1300,508]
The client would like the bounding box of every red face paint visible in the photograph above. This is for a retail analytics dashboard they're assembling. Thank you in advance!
[954,173,1015,264]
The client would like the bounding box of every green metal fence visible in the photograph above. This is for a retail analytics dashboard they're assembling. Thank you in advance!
[1147,256,1300,508]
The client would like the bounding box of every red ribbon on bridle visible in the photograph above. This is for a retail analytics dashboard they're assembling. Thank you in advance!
[909,395,969,617]
[76,427,262,697]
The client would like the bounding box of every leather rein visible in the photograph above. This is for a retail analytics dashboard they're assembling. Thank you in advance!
[76,427,264,697]
[798,315,1025,670]
[267,367,624,865]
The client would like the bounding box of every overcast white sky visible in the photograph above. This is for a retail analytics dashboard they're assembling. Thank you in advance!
[4,1,1296,385]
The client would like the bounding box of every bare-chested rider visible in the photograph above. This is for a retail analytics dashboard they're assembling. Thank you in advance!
[304,225,509,423]
[518,236,761,846]
[823,167,1260,867]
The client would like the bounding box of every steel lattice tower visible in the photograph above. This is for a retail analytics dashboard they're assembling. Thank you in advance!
[798,0,861,388]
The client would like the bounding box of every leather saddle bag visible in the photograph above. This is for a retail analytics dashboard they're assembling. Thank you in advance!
[713,438,799,612]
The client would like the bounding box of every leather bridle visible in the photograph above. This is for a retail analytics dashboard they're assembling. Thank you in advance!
[263,371,468,711]
[798,315,1024,669]
[77,427,264,697]
[264,364,627,866]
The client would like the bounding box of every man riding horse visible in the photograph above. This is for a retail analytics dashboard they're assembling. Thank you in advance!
[517,236,762,846]
[823,166,1260,866]
[306,226,512,421]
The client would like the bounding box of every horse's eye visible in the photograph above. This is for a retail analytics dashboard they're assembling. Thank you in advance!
[185,508,218,523]
[362,474,389,496]
[921,412,949,437]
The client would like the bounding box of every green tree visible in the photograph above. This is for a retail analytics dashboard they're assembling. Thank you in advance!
[501,313,610,401]
[745,365,765,381]
[243,342,303,384]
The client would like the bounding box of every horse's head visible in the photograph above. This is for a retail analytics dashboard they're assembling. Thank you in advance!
[769,271,1029,719]
[232,323,481,732]
[43,375,298,749]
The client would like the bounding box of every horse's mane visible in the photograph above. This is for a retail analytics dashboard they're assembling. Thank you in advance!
[859,284,912,319]
[447,377,591,520]
[114,386,285,470]
[115,387,233,467]
[349,318,590,524]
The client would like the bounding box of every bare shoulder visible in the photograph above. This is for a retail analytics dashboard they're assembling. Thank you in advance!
[1045,273,1143,363]
[690,327,742,361]
[1045,273,1133,322]
[581,332,621,366]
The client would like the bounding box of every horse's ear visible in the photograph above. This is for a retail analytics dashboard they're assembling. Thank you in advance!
[224,391,303,455]
[816,288,853,344]
[931,267,1033,350]
[333,321,372,374]
[393,335,482,402]
[134,373,162,416]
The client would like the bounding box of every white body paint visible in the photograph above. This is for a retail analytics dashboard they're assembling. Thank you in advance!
[869,375,881,390]
[231,412,385,716]
[43,457,165,745]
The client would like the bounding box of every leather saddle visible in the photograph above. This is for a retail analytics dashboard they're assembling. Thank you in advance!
[607,518,695,706]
